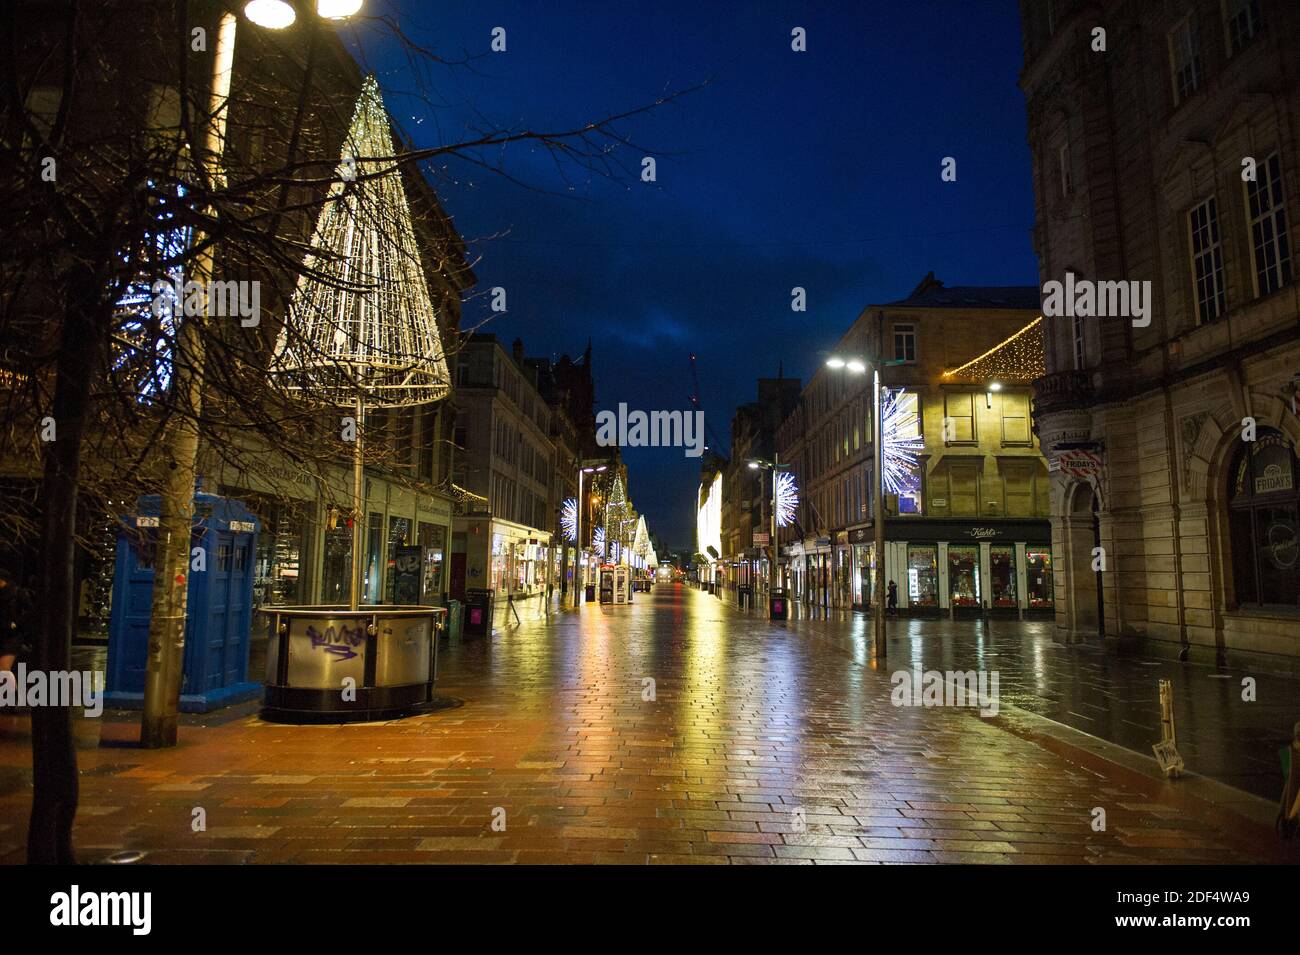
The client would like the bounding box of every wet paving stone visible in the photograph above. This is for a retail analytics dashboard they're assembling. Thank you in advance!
[0,585,1295,864]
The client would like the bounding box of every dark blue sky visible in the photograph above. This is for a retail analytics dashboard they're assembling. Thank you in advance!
[349,0,1039,549]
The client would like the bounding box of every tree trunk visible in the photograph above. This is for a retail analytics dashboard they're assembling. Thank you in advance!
[27,278,101,865]
[139,309,203,748]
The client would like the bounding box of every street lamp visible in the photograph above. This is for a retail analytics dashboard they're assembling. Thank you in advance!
[246,0,363,28]
[140,0,364,748]
[826,354,886,661]
[576,461,607,607]
[747,454,791,619]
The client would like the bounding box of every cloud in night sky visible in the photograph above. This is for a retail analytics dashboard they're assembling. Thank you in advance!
[352,0,1040,546]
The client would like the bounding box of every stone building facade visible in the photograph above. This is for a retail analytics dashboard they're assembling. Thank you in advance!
[451,336,556,604]
[719,378,801,600]
[1020,0,1300,668]
[776,275,1051,617]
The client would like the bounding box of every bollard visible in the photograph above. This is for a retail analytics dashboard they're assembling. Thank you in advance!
[1152,678,1184,778]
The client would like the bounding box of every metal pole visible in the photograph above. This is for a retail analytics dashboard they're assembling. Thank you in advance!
[769,454,778,611]
[350,386,364,612]
[575,467,584,607]
[872,369,887,661]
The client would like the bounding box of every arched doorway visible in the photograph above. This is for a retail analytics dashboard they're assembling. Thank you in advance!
[1227,428,1299,608]
[1066,481,1105,638]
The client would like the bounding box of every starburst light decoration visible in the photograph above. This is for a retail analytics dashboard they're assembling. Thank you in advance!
[775,471,799,527]
[560,498,578,543]
[881,388,924,496]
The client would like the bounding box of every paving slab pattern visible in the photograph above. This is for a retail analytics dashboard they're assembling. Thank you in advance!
[0,586,1292,864]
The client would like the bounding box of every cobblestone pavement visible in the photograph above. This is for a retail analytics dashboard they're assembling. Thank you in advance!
[768,598,1298,800]
[0,585,1293,864]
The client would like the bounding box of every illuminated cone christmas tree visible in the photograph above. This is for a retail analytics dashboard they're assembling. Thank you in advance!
[271,74,450,406]
[270,76,450,610]
[604,475,635,561]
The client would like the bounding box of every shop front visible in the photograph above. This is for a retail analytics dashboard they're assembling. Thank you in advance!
[800,538,832,610]
[869,518,1053,620]
[206,452,456,633]
[783,542,805,601]
[833,531,852,609]
[848,534,876,611]
[453,514,552,608]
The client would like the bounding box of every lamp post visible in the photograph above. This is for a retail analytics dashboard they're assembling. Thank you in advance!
[575,461,607,607]
[747,453,789,619]
[826,356,887,661]
[141,0,363,748]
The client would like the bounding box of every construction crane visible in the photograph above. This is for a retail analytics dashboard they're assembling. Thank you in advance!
[687,353,722,452]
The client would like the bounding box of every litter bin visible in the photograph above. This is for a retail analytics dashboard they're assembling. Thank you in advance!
[446,599,463,640]
[464,588,494,638]
[769,587,789,621]
[737,584,752,609]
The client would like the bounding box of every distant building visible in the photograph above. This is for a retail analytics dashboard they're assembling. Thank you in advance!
[720,377,801,598]
[776,274,1053,618]
[695,450,727,586]
[451,335,554,604]
[1020,0,1300,664]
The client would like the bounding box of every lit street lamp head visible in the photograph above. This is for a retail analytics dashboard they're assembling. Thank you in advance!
[317,0,364,18]
[825,357,845,369]
[245,0,363,29]
[244,0,295,28]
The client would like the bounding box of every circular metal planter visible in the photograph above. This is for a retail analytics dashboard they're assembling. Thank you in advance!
[261,605,445,723]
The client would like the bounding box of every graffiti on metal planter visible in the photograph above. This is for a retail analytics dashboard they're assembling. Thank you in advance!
[306,623,365,661]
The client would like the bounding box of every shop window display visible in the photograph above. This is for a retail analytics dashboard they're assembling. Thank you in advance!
[990,545,1016,608]
[907,544,938,607]
[1026,549,1053,608]
[948,545,980,607]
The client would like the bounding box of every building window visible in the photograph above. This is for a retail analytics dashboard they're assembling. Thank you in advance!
[1228,428,1299,607]
[1058,140,1073,199]
[892,323,916,363]
[1072,315,1085,369]
[1169,16,1202,106]
[1189,197,1227,324]
[948,462,979,517]
[1002,461,1034,517]
[1245,153,1292,297]
[944,391,976,444]
[1223,0,1261,56]
[1001,392,1032,445]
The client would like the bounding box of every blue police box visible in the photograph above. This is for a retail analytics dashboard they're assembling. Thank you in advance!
[106,493,261,712]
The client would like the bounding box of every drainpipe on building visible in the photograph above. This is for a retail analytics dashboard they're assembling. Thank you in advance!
[1162,388,1189,661]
